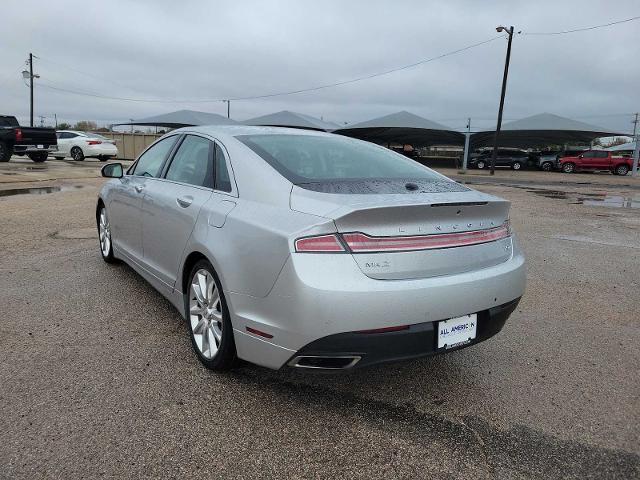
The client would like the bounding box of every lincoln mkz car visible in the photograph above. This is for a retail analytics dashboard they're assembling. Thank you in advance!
[97,126,526,371]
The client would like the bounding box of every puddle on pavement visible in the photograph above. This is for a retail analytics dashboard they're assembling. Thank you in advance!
[0,185,84,198]
[581,195,640,209]
[473,183,639,210]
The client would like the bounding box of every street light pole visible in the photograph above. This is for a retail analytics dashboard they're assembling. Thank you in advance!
[490,26,514,175]
[224,100,230,119]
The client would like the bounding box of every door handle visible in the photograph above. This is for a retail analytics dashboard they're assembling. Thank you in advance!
[134,185,144,193]
[176,196,193,208]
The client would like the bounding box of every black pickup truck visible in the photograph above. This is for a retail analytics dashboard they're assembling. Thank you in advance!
[0,115,58,162]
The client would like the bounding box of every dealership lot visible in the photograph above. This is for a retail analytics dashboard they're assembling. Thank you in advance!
[0,158,638,479]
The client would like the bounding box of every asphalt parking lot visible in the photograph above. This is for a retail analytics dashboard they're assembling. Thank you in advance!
[1,157,639,479]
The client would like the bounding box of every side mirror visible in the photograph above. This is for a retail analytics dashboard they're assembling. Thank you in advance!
[101,162,123,178]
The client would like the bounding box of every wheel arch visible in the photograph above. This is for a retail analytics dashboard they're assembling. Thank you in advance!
[96,197,105,225]
[181,251,212,296]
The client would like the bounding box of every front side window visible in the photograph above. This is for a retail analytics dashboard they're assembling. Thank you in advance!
[132,136,177,177]
[165,135,213,188]
[214,144,232,192]
[236,134,442,185]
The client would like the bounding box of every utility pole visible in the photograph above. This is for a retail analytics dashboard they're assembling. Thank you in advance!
[54,113,58,129]
[29,53,34,127]
[490,26,514,175]
[22,53,41,126]
[632,113,639,177]
[224,100,230,119]
[460,117,471,173]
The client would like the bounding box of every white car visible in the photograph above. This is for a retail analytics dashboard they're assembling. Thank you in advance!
[53,130,118,161]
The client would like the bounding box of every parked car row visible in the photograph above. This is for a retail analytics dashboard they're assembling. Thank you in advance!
[0,115,119,163]
[468,147,635,175]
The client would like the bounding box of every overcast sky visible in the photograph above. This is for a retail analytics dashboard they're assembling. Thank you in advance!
[1,0,638,133]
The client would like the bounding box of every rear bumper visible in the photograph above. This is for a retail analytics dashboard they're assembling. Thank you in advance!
[13,144,57,154]
[85,144,118,157]
[289,297,520,369]
[229,236,526,370]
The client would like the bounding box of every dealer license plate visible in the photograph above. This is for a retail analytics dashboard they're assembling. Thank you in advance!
[438,314,477,349]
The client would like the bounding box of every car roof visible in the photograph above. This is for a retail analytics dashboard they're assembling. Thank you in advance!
[172,124,332,142]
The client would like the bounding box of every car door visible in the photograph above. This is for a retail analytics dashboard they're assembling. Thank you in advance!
[140,134,216,290]
[108,135,179,262]
[496,150,510,166]
[580,151,598,169]
[595,151,610,168]
[56,132,71,155]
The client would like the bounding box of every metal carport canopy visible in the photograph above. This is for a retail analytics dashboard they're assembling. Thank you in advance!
[112,110,238,128]
[469,113,627,149]
[243,110,340,131]
[333,111,465,147]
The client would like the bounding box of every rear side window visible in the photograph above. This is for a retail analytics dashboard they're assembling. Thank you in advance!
[214,144,232,192]
[236,134,441,184]
[596,151,608,158]
[0,117,19,127]
[165,135,213,188]
[132,136,177,177]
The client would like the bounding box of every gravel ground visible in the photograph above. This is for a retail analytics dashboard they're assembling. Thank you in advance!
[0,158,639,479]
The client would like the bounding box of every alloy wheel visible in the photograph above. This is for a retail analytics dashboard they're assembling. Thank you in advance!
[99,209,111,257]
[189,269,223,359]
[71,147,84,161]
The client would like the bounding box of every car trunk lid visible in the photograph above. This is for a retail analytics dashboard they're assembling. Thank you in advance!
[290,183,513,280]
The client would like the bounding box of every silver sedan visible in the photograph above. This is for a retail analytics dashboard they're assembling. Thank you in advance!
[97,126,526,371]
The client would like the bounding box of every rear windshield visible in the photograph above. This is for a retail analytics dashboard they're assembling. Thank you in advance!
[0,116,19,127]
[236,134,443,185]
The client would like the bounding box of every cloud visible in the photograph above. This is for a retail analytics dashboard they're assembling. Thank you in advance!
[0,0,637,133]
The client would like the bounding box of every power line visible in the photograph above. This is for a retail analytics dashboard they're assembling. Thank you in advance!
[32,34,505,104]
[521,15,640,35]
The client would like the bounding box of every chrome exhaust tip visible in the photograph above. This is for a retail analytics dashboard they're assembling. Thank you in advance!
[288,355,361,370]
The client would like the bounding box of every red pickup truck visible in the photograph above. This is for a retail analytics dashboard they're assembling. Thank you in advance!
[559,150,633,176]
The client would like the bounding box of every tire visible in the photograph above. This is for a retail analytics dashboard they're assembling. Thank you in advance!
[185,260,237,371]
[98,155,108,162]
[97,204,116,263]
[54,157,65,160]
[28,152,48,163]
[512,161,522,171]
[562,162,575,173]
[476,160,486,169]
[0,142,11,162]
[541,162,553,172]
[615,164,629,176]
[71,146,85,161]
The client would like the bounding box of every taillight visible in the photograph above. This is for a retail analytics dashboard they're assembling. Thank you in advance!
[87,140,102,145]
[295,234,345,253]
[14,128,22,141]
[342,221,511,253]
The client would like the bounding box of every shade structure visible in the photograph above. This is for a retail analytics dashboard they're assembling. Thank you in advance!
[605,141,636,152]
[470,113,626,149]
[334,111,465,147]
[243,110,340,131]
[114,110,238,128]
